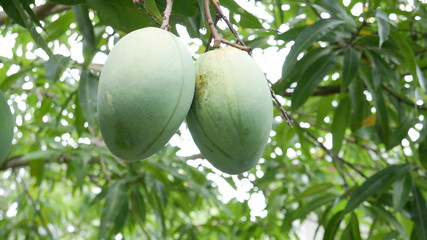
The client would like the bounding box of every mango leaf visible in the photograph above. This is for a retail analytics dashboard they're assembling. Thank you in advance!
[324,210,344,240]
[341,47,360,93]
[376,9,390,48]
[411,185,427,240]
[419,137,427,169]
[369,205,409,240]
[86,0,156,33]
[0,90,13,165]
[0,70,28,92]
[0,0,27,26]
[291,52,337,110]
[340,213,361,240]
[361,66,390,147]
[130,186,146,222]
[332,96,351,154]
[276,19,343,92]
[99,180,129,240]
[45,54,71,82]
[277,26,308,41]
[11,0,55,59]
[145,0,162,23]
[389,28,427,93]
[294,194,337,219]
[296,183,335,199]
[343,164,412,214]
[221,0,263,29]
[44,11,75,42]
[349,77,366,131]
[20,149,61,161]
[389,116,416,149]
[279,47,332,91]
[393,172,412,211]
[78,69,98,128]
[315,0,356,27]
[72,4,96,64]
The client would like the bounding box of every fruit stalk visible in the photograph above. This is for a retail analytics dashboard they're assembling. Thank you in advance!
[160,0,174,31]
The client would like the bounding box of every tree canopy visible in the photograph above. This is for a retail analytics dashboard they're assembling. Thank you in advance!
[0,0,427,239]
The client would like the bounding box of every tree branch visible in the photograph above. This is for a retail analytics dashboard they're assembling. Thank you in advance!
[382,84,427,111]
[0,2,71,26]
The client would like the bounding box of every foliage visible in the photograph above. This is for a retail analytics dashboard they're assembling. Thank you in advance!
[0,0,427,239]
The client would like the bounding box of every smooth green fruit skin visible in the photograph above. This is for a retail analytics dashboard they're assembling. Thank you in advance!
[97,27,195,161]
[187,47,273,175]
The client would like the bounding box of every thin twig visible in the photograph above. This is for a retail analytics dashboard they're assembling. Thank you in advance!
[160,0,174,30]
[210,0,246,46]
[203,0,251,52]
[133,0,161,26]
[348,20,368,46]
[382,84,427,111]
[267,80,292,126]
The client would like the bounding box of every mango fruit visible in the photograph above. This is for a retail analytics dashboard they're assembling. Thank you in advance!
[97,27,195,161]
[187,47,273,174]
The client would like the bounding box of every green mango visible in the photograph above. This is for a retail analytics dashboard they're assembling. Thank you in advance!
[97,27,195,161]
[187,47,273,174]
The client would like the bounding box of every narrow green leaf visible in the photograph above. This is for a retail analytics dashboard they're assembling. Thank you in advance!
[332,97,351,153]
[45,55,71,82]
[341,47,360,93]
[341,213,361,240]
[221,0,263,29]
[315,0,356,26]
[349,76,366,131]
[411,185,427,240]
[277,26,308,41]
[324,210,344,240]
[393,172,412,211]
[369,205,409,240]
[291,52,337,110]
[20,150,61,161]
[0,0,26,26]
[344,164,411,213]
[72,4,97,64]
[0,69,28,92]
[278,19,343,91]
[78,69,98,128]
[419,137,427,169]
[297,183,335,199]
[361,66,390,147]
[11,0,54,59]
[99,180,128,240]
[44,11,75,42]
[389,28,426,93]
[389,116,416,148]
[0,90,13,165]
[145,0,162,23]
[86,0,156,33]
[278,47,332,91]
[416,65,427,93]
[376,9,390,48]
[294,194,337,219]
[131,186,146,222]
